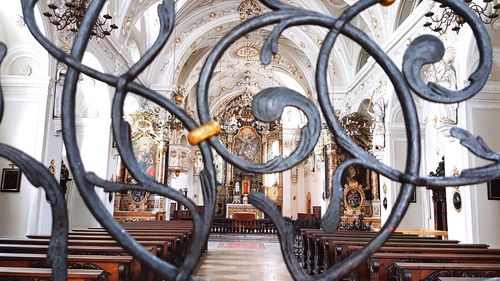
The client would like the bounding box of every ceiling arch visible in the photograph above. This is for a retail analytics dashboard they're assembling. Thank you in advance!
[133,1,358,115]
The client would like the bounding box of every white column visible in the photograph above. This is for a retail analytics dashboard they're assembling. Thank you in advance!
[67,118,111,229]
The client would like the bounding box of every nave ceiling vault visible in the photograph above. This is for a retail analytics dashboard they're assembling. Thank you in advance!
[38,0,382,117]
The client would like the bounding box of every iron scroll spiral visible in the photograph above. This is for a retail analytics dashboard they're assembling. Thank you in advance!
[0,0,493,281]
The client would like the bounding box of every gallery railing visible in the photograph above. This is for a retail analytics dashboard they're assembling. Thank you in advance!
[0,0,498,280]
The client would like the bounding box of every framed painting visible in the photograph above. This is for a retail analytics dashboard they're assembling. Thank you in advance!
[487,177,500,200]
[133,136,159,180]
[1,168,21,192]
[241,177,250,194]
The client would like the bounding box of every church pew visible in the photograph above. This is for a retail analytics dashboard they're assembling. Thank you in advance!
[321,240,489,276]
[301,229,443,263]
[299,229,443,272]
[392,262,500,281]
[0,253,131,281]
[0,244,152,281]
[25,235,179,265]
[67,229,192,243]
[0,244,134,255]
[306,235,460,275]
[67,229,194,260]
[326,239,486,265]
[104,220,196,256]
[0,266,108,281]
[68,230,192,251]
[73,221,195,249]
[369,253,500,281]
[396,229,449,240]
[334,246,500,280]
[0,238,162,257]
[438,277,495,281]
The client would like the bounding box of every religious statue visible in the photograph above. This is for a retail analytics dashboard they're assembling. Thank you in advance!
[232,181,242,204]
[48,159,56,176]
[369,101,385,150]
[234,182,241,194]
[59,160,71,195]
[347,166,357,183]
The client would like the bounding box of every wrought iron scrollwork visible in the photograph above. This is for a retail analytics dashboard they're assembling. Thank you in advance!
[0,0,494,280]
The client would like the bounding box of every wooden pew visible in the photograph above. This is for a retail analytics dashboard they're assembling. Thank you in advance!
[310,236,462,275]
[26,234,180,263]
[84,221,197,265]
[337,245,500,278]
[392,262,500,281]
[0,253,131,281]
[299,229,444,273]
[322,239,488,273]
[369,253,500,281]
[67,229,194,262]
[0,244,150,281]
[297,229,499,281]
[0,266,108,281]
[397,229,449,240]
[68,231,190,252]
[439,277,495,281]
[0,221,195,281]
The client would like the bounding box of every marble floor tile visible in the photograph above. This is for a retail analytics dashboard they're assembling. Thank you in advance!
[194,235,293,281]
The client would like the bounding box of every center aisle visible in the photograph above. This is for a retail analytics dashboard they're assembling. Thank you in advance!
[194,234,293,281]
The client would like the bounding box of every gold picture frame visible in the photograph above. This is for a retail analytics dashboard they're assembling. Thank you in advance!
[343,180,365,211]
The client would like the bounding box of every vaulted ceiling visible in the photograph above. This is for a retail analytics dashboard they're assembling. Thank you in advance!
[98,0,390,115]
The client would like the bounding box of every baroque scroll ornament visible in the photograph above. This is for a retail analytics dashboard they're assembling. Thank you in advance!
[0,0,497,280]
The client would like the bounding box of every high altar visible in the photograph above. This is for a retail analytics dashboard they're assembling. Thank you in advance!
[213,91,282,218]
[226,203,264,219]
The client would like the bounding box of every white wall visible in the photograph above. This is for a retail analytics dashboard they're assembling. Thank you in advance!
[384,123,427,229]
[0,77,50,237]
[466,92,500,247]
[440,102,475,243]
[0,0,53,237]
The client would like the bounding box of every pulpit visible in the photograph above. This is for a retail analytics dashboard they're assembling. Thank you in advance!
[226,203,264,219]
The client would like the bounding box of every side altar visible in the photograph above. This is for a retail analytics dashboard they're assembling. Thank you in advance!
[226,203,264,219]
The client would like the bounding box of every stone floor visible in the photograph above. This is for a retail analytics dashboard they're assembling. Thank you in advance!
[194,234,293,281]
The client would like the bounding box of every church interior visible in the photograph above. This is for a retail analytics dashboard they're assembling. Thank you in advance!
[0,0,499,280]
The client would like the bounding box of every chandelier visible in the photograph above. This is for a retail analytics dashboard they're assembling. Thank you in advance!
[165,86,186,137]
[424,0,500,34]
[43,0,118,39]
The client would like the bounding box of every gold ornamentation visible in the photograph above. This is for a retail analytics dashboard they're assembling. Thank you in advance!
[188,121,221,145]
[127,190,150,211]
[236,44,260,60]
[238,0,261,22]
[48,159,56,176]
[344,180,365,212]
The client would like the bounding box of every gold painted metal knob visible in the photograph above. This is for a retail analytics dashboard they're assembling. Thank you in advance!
[380,0,396,6]
[188,121,221,145]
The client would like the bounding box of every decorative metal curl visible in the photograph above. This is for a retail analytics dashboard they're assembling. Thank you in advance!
[0,0,493,281]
